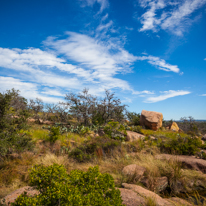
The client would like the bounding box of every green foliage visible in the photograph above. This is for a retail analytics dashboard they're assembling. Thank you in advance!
[12,164,124,206]
[0,89,33,159]
[159,134,202,155]
[130,125,143,134]
[69,137,121,162]
[104,122,127,141]
[48,127,60,143]
[126,112,140,126]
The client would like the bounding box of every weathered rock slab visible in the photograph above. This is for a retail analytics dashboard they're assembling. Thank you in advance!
[122,183,172,206]
[122,164,146,181]
[156,154,206,173]
[169,122,179,132]
[140,110,163,131]
[119,188,146,206]
[1,186,39,205]
[126,131,145,142]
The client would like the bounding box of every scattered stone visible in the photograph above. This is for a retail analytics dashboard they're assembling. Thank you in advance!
[202,134,206,141]
[122,183,172,206]
[156,154,206,173]
[122,164,146,182]
[1,186,39,205]
[27,118,36,123]
[119,188,146,206]
[168,197,192,206]
[98,129,105,136]
[140,110,163,131]
[169,122,179,132]
[43,120,53,125]
[11,116,19,119]
[149,135,156,140]
[38,119,44,124]
[126,131,145,142]
[155,176,168,193]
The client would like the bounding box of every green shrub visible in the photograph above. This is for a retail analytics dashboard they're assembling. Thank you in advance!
[12,164,125,206]
[69,137,121,162]
[130,125,143,134]
[126,112,140,126]
[159,134,202,155]
[48,127,60,143]
[104,122,126,141]
[0,89,34,159]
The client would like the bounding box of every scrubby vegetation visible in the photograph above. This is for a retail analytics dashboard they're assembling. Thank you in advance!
[0,88,206,205]
[12,164,124,206]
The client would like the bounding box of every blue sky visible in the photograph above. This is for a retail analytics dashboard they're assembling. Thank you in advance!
[0,0,206,120]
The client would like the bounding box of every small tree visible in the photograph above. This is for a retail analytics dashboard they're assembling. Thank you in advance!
[92,90,127,125]
[28,98,44,121]
[0,89,33,159]
[65,88,97,126]
[46,102,70,123]
[65,89,127,126]
[126,112,140,125]
[179,116,198,134]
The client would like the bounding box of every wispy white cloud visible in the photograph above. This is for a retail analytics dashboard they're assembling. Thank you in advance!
[138,0,206,35]
[136,55,180,73]
[200,94,206,96]
[0,32,153,98]
[96,20,113,31]
[132,90,155,95]
[0,76,63,103]
[44,32,138,92]
[83,0,109,12]
[144,90,191,103]
[0,47,84,89]
[139,0,166,32]
[41,88,65,97]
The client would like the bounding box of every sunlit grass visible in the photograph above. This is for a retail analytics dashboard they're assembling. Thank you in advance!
[141,129,189,138]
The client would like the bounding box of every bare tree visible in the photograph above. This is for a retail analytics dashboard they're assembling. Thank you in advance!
[94,90,127,124]
[28,98,44,121]
[65,88,97,126]
[46,102,70,123]
[65,89,127,126]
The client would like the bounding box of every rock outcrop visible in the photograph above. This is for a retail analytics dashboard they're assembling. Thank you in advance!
[122,183,172,206]
[1,186,39,205]
[126,131,145,142]
[140,110,163,131]
[202,134,206,141]
[169,122,179,132]
[122,164,146,181]
[119,188,146,206]
[156,154,206,173]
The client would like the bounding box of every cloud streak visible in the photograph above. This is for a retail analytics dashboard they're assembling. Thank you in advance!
[84,0,109,12]
[138,0,206,35]
[44,32,138,91]
[137,55,180,73]
[0,76,63,103]
[145,90,191,103]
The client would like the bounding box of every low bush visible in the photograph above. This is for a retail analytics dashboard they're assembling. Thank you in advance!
[69,137,121,162]
[48,127,60,143]
[12,164,124,206]
[130,125,143,134]
[126,112,140,126]
[104,122,127,141]
[159,134,202,155]
[0,89,34,159]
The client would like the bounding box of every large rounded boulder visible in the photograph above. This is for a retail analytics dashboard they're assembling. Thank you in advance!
[140,110,163,131]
